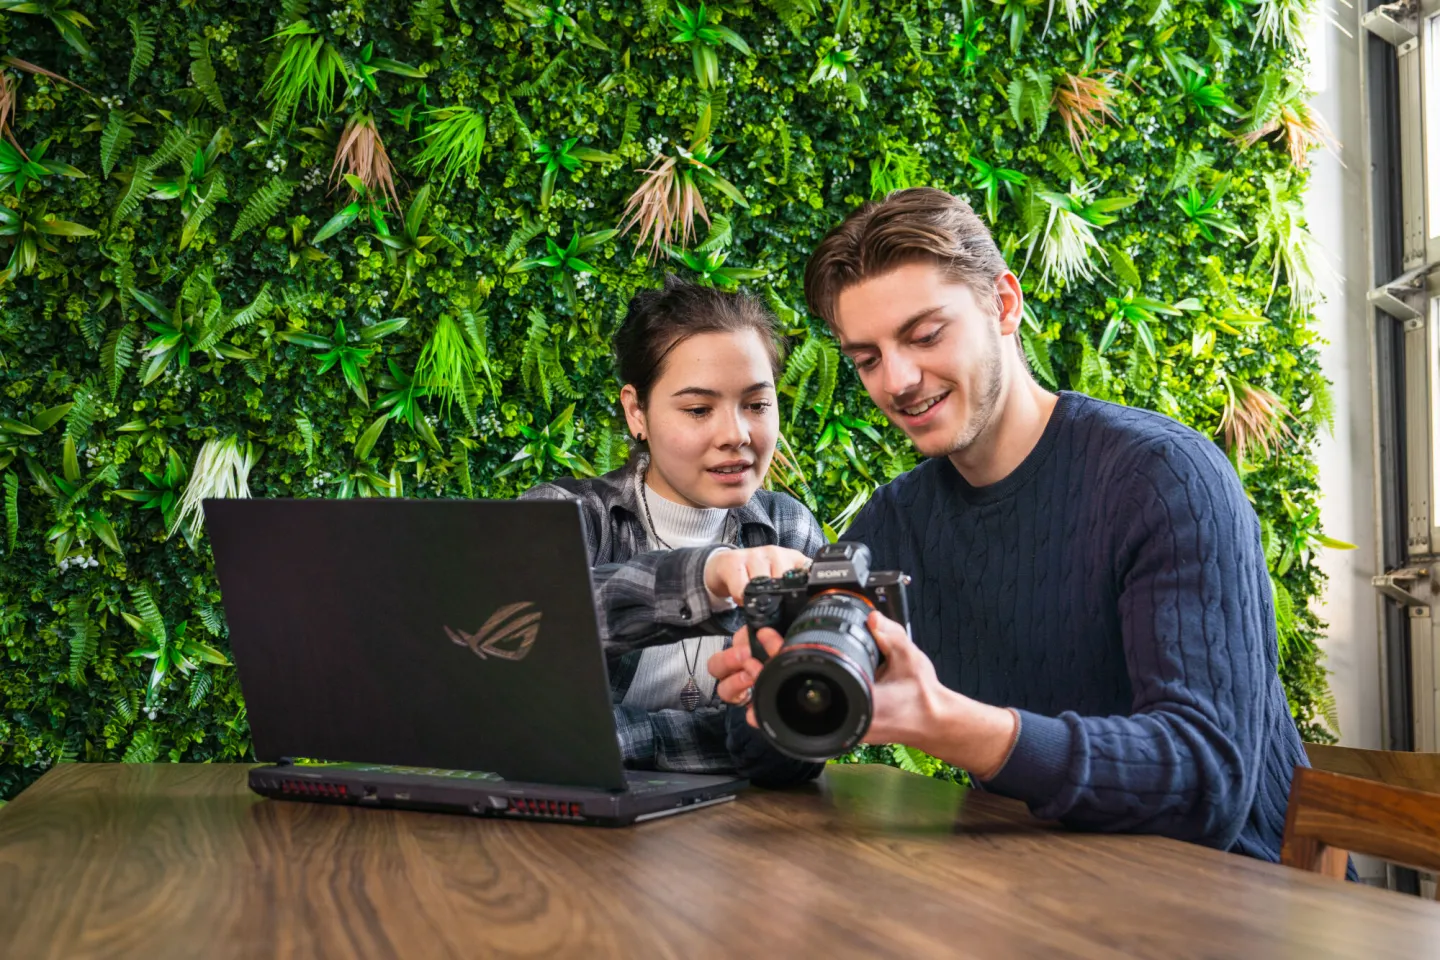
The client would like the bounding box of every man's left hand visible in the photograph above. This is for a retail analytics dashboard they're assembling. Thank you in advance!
[711,611,1020,779]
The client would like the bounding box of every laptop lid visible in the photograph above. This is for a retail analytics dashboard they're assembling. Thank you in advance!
[205,498,626,791]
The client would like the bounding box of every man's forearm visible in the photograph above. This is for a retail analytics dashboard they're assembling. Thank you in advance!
[915,689,1020,781]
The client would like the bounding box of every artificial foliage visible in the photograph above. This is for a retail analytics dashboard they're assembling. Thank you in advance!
[0,0,1344,800]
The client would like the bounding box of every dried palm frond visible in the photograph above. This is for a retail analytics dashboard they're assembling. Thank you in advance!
[0,59,89,158]
[1,56,90,93]
[617,153,709,263]
[0,71,18,154]
[764,431,818,511]
[329,112,399,210]
[1239,101,1337,170]
[1053,71,1119,154]
[1219,380,1293,461]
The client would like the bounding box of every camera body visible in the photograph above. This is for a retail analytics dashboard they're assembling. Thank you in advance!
[742,542,910,761]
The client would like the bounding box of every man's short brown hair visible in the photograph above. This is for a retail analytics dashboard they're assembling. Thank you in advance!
[804,187,1010,327]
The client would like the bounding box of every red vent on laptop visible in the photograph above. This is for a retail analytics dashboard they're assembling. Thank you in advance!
[279,778,349,800]
[505,797,581,819]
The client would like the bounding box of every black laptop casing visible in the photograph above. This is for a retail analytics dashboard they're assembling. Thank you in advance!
[206,498,745,822]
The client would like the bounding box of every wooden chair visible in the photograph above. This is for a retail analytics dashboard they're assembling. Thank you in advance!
[1283,744,1440,898]
[1303,743,1440,794]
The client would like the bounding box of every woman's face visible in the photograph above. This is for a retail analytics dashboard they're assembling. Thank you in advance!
[621,329,779,509]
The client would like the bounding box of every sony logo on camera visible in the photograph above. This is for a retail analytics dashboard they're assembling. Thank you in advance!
[811,568,852,581]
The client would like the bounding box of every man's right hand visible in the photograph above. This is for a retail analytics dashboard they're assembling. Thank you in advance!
[702,546,810,606]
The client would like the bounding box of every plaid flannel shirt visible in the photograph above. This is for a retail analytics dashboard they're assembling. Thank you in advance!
[520,455,827,786]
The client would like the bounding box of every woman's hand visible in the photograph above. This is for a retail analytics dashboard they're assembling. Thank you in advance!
[703,545,810,606]
[707,624,783,726]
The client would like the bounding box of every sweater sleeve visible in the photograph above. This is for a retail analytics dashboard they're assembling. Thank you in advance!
[983,436,1272,849]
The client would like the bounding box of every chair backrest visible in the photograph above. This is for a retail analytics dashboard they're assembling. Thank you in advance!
[1304,743,1440,794]
[1281,766,1440,881]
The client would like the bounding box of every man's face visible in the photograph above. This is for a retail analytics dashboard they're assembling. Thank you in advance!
[832,262,1013,460]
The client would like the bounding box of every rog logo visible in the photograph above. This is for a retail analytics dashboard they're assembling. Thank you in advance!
[445,602,541,661]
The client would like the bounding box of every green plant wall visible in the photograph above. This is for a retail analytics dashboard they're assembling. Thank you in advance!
[0,0,1341,799]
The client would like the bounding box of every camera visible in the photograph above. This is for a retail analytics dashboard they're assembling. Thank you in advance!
[742,542,911,762]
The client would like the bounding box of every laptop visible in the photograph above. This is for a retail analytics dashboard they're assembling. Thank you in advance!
[204,497,746,826]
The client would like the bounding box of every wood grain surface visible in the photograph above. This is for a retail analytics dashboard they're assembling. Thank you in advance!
[2,763,1438,960]
[1282,765,1440,877]
[1304,742,1440,794]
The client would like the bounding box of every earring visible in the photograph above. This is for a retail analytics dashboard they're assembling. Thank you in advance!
[635,432,645,442]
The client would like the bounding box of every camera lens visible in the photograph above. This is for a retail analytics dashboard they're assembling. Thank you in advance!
[751,592,883,762]
[798,678,830,713]
[776,674,846,737]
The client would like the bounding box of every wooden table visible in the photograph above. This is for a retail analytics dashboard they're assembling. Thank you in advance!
[1,763,1437,959]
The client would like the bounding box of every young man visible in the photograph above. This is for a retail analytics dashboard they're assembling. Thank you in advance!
[708,187,1310,861]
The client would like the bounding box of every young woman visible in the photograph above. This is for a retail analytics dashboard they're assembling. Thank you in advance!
[521,276,826,787]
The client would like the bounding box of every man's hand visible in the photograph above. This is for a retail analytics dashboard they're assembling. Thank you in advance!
[710,610,1019,779]
[703,546,810,606]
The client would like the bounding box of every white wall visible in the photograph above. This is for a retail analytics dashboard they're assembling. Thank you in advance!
[1305,0,1385,800]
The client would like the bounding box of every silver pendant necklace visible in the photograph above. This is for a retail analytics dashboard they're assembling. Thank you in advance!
[639,460,721,712]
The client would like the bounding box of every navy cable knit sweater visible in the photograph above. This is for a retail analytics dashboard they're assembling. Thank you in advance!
[844,391,1308,860]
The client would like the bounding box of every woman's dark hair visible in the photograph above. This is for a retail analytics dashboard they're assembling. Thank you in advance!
[614,275,782,406]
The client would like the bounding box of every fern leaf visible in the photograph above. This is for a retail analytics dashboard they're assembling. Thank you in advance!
[457,306,499,396]
[503,216,545,261]
[778,123,792,183]
[56,737,81,764]
[100,111,134,180]
[891,743,927,774]
[68,603,99,685]
[280,0,311,23]
[123,729,160,763]
[101,324,137,398]
[895,13,925,60]
[521,308,553,408]
[4,472,17,552]
[80,310,105,350]
[128,15,156,88]
[225,283,273,335]
[198,603,227,637]
[100,324,136,398]
[452,439,473,496]
[113,690,137,725]
[128,583,167,644]
[179,172,227,251]
[1307,373,1335,437]
[65,378,101,444]
[620,100,642,147]
[112,162,153,224]
[295,410,316,465]
[189,37,227,113]
[196,283,272,350]
[149,128,203,171]
[1021,329,1059,389]
[187,669,213,708]
[231,177,295,240]
[813,339,839,418]
[1167,148,1215,194]
[517,52,568,98]
[762,0,819,35]
[502,98,534,151]
[780,333,820,387]
[243,359,265,383]
[695,213,732,254]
